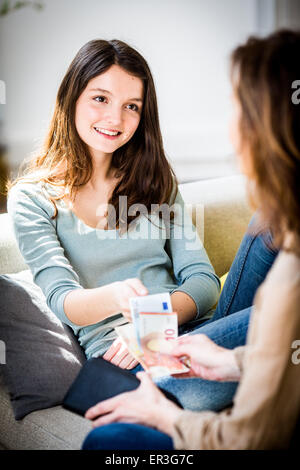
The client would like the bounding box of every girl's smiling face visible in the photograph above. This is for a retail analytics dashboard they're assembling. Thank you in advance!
[75,64,144,159]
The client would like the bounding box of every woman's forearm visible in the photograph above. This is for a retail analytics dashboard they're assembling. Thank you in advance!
[171,291,198,325]
[63,278,148,327]
[63,285,117,327]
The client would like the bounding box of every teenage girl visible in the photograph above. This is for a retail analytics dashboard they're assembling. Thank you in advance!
[8,40,220,371]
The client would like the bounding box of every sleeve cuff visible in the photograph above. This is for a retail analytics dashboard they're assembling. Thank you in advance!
[171,409,217,450]
[233,346,246,373]
[55,286,84,331]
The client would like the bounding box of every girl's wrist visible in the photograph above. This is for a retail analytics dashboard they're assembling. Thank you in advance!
[170,291,197,325]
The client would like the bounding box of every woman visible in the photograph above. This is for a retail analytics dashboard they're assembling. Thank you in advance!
[82,30,300,450]
[7,38,276,413]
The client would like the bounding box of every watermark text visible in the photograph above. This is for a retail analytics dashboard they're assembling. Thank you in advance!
[291,80,300,105]
[0,340,6,365]
[291,340,300,365]
[85,198,205,251]
[0,80,5,104]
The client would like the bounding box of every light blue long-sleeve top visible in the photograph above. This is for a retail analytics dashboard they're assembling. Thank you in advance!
[7,181,220,359]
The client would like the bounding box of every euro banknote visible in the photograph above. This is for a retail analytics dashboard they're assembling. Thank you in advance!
[115,293,190,378]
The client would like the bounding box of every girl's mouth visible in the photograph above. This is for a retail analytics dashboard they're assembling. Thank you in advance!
[94,127,122,139]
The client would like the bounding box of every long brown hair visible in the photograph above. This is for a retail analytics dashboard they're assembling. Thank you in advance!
[231,30,300,255]
[8,39,177,229]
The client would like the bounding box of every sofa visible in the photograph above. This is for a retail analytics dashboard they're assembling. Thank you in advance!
[0,174,253,450]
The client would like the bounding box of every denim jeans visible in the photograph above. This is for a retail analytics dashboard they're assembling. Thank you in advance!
[82,422,174,450]
[82,218,278,450]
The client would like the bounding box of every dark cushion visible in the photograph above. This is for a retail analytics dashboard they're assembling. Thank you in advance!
[0,270,86,420]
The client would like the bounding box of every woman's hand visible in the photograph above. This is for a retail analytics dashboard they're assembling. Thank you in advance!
[103,337,139,370]
[85,371,183,435]
[108,278,148,322]
[171,334,241,382]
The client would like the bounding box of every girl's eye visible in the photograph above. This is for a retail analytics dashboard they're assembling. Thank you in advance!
[94,96,106,103]
[127,103,139,112]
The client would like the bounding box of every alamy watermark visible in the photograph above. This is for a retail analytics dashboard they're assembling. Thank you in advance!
[0,340,6,365]
[0,79,5,104]
[291,80,300,105]
[78,197,205,251]
[291,340,300,365]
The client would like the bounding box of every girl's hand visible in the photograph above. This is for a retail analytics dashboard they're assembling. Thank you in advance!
[108,278,148,322]
[85,371,183,435]
[103,337,139,370]
[171,334,241,382]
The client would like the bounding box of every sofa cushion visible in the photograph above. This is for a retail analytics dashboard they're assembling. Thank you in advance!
[0,270,86,420]
[0,373,92,449]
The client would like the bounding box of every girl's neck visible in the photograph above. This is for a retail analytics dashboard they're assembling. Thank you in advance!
[88,149,115,190]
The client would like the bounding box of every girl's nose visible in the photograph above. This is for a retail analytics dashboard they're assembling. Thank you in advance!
[104,104,122,127]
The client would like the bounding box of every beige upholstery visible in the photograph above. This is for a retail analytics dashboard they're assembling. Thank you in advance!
[0,174,252,450]
[180,175,253,276]
[0,213,27,275]
[0,376,92,450]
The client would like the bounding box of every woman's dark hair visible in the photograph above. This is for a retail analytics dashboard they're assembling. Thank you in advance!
[8,39,177,229]
[231,29,300,255]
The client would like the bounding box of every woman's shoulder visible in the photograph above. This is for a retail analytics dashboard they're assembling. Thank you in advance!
[8,177,42,196]
[252,251,300,350]
[168,177,181,205]
[257,250,300,308]
[7,178,56,218]
[267,250,300,285]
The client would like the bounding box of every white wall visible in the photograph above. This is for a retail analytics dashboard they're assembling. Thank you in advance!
[0,0,275,179]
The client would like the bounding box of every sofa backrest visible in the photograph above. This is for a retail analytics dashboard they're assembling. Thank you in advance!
[0,213,27,275]
[0,174,253,277]
[180,174,253,277]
